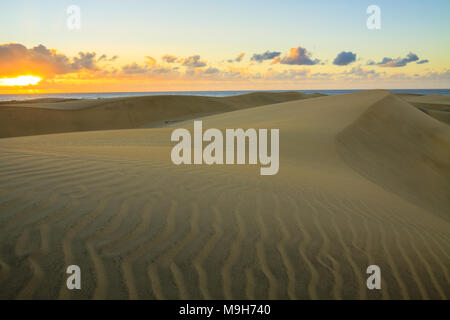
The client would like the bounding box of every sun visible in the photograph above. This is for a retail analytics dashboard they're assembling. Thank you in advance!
[0,75,42,86]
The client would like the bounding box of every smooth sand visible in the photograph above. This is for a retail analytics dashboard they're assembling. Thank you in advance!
[0,90,448,300]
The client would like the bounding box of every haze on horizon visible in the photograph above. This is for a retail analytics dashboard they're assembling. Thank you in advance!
[0,0,449,93]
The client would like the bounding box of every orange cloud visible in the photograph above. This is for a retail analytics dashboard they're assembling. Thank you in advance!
[1,42,447,93]
[145,56,157,66]
[0,43,105,78]
[274,46,320,65]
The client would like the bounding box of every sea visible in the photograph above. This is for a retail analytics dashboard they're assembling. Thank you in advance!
[0,89,449,102]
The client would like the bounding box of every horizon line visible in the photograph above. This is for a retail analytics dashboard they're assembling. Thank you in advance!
[1,88,450,96]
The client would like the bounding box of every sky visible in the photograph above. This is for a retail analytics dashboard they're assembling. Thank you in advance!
[0,0,449,93]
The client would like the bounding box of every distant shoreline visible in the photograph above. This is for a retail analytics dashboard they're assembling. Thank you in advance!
[1,88,450,102]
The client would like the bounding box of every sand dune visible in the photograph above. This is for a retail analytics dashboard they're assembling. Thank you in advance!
[397,93,450,124]
[0,91,318,138]
[0,90,449,300]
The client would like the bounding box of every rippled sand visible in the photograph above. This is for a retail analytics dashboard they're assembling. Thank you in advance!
[0,90,448,299]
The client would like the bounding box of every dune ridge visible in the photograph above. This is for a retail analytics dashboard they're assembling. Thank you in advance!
[0,90,448,300]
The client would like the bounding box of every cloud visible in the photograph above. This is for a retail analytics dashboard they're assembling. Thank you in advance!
[413,69,450,81]
[204,67,220,74]
[121,62,175,76]
[377,52,420,67]
[417,59,429,65]
[3,42,446,90]
[145,56,157,66]
[181,55,207,68]
[228,52,245,63]
[0,43,109,77]
[377,57,393,65]
[162,54,178,63]
[275,46,320,65]
[235,52,245,62]
[152,67,172,74]
[311,72,332,78]
[333,51,357,66]
[0,43,72,76]
[251,51,281,63]
[264,68,310,80]
[98,54,118,62]
[341,66,380,79]
[180,66,253,81]
[72,52,98,70]
[121,63,149,74]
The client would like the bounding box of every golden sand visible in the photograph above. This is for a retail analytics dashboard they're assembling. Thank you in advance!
[0,90,448,299]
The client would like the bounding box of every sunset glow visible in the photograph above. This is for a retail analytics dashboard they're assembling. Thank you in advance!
[0,0,449,93]
[0,76,42,86]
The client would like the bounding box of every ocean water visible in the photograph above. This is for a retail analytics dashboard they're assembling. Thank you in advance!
[0,89,449,102]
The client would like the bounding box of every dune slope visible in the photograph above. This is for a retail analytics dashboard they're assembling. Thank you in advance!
[0,90,448,300]
[337,94,450,222]
[0,92,317,138]
[397,93,450,124]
